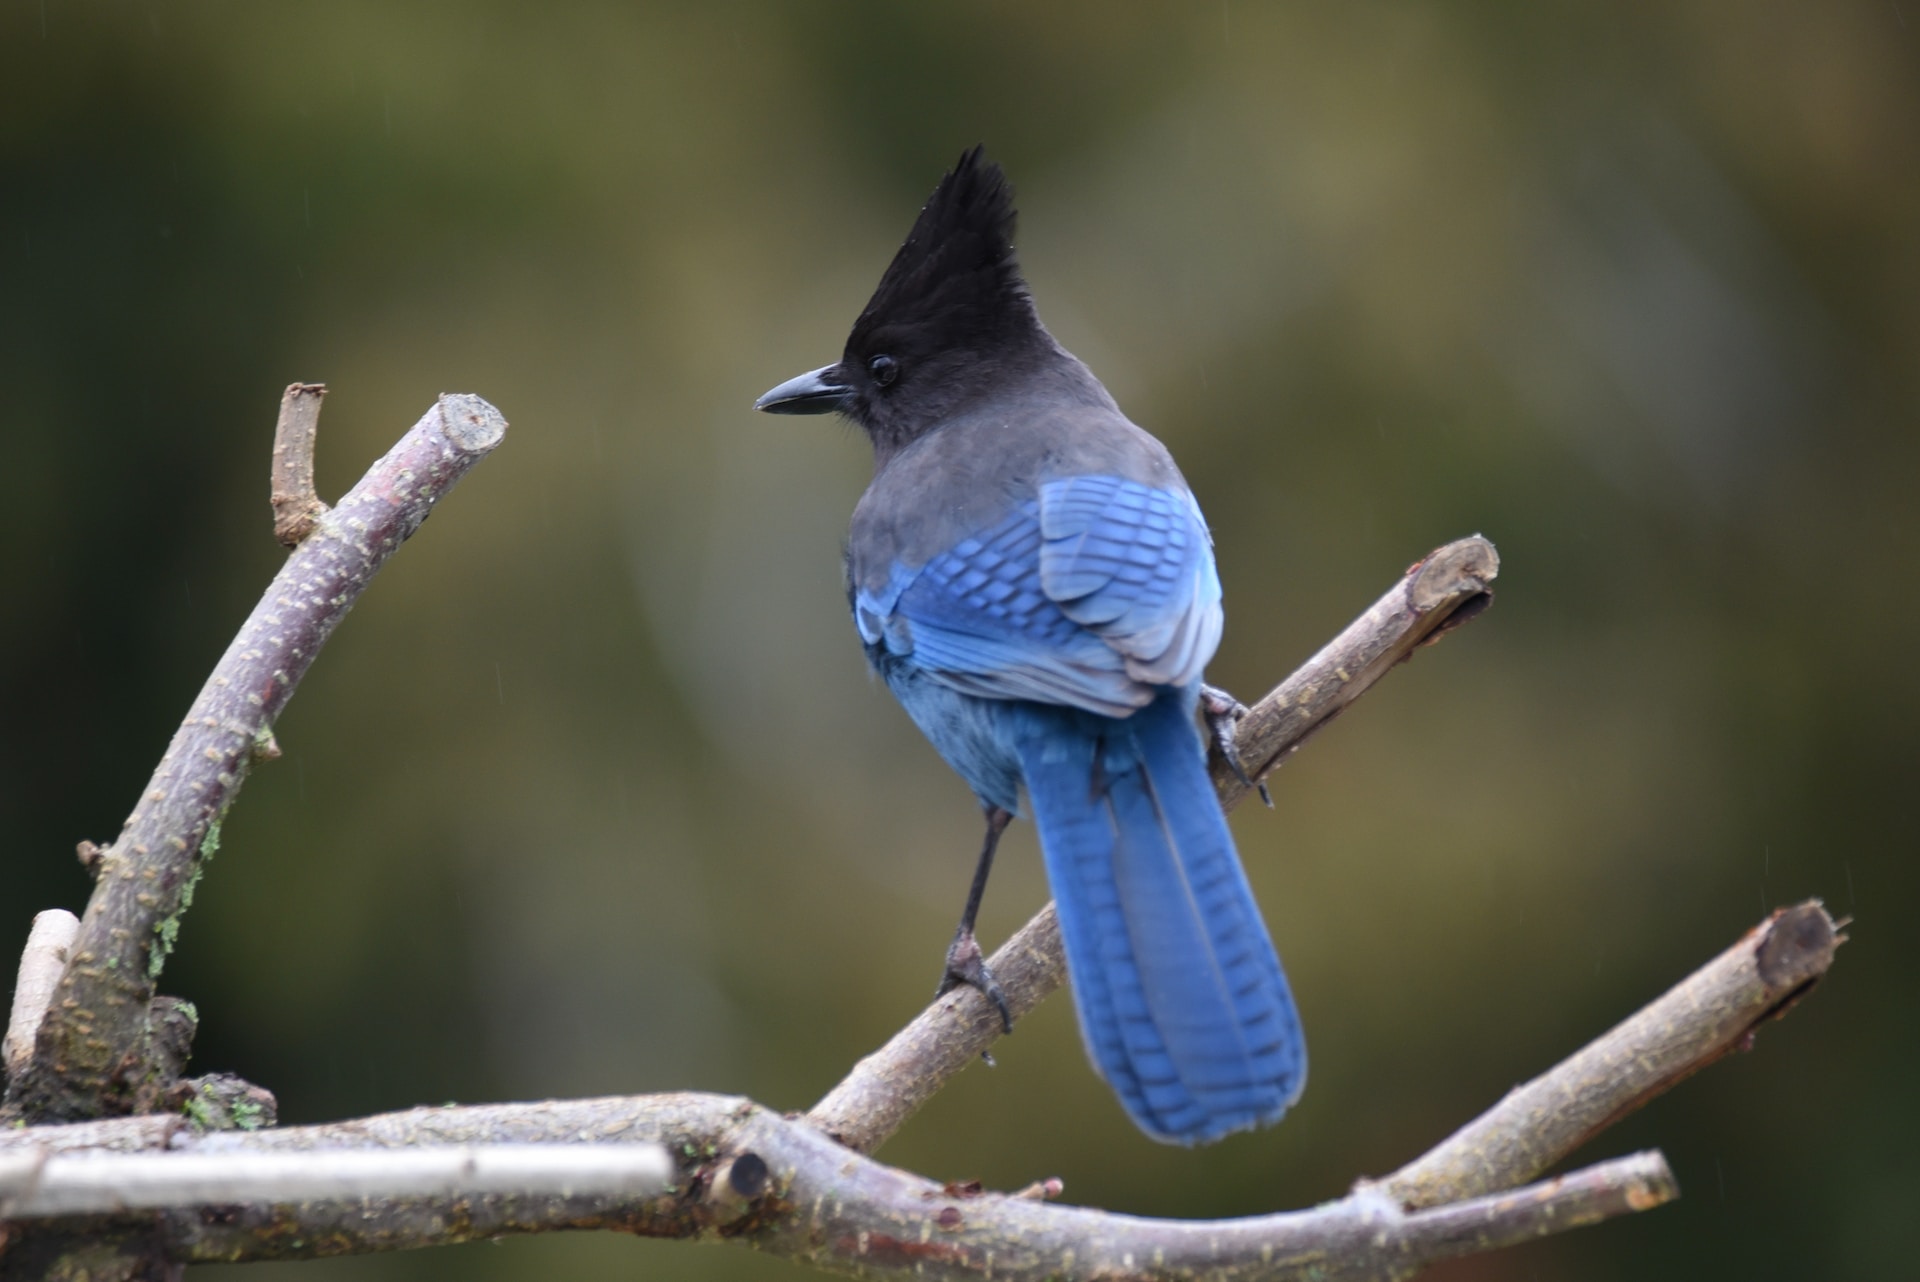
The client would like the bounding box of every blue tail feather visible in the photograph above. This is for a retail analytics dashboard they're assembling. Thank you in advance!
[1011,691,1306,1145]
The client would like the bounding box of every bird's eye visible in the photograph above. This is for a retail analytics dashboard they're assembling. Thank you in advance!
[867,354,899,388]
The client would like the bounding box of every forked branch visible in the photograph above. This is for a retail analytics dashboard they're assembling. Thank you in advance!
[0,524,1843,1279]
[2,393,508,1125]
[0,899,1837,1273]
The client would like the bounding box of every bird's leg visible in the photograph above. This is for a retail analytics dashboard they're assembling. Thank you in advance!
[937,805,1015,1034]
[1200,683,1273,807]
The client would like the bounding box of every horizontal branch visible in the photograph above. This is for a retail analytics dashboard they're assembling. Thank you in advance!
[1,873,1831,1271]
[3,394,509,1126]
[0,1143,670,1218]
[806,535,1501,1155]
[1374,1151,1675,1271]
[3,901,1818,1263]
[0,1093,1667,1274]
[1382,900,1840,1208]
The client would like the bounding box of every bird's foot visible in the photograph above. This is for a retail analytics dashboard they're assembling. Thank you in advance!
[1200,683,1273,807]
[937,928,1013,1035]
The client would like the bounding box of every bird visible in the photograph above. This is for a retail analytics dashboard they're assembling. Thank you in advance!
[755,147,1305,1145]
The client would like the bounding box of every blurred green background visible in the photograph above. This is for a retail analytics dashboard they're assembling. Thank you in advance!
[3,2,1914,1278]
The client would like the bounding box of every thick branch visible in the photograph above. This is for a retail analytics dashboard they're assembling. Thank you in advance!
[3,394,508,1125]
[269,382,329,548]
[0,1093,1667,1273]
[806,535,1501,1155]
[1381,900,1840,1209]
[0,900,1823,1265]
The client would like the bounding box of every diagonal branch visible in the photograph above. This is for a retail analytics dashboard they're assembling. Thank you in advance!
[2,394,509,1126]
[1380,900,1840,1209]
[1212,535,1498,807]
[806,535,1501,1154]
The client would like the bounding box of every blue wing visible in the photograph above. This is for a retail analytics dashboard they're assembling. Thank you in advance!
[854,476,1223,716]
[1038,475,1223,687]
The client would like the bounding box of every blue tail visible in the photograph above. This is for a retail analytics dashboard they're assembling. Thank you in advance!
[1010,690,1306,1144]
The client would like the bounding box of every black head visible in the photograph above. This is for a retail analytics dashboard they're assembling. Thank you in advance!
[756,147,1050,452]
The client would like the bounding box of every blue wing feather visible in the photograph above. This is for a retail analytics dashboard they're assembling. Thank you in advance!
[1039,476,1221,687]
[853,476,1221,715]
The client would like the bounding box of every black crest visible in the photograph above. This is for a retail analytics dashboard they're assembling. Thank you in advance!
[847,146,1039,360]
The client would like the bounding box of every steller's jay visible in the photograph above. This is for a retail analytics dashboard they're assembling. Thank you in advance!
[756,148,1305,1144]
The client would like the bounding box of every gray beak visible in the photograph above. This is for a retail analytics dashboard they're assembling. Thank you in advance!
[754,364,853,415]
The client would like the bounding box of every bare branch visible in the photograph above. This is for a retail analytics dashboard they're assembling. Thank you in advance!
[0,526,1835,1279]
[807,535,1502,1155]
[1214,534,1499,807]
[2,394,509,1125]
[0,1144,669,1218]
[1382,900,1840,1209]
[3,912,77,1081]
[0,1114,179,1158]
[1362,1152,1676,1276]
[0,1092,1666,1272]
[0,897,1818,1266]
[269,382,329,548]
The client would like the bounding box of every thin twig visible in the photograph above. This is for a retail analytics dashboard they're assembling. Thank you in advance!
[806,535,1501,1155]
[0,1144,670,1218]
[1214,534,1498,806]
[1,394,509,1125]
[269,382,330,549]
[1380,900,1840,1209]
[2,912,78,1080]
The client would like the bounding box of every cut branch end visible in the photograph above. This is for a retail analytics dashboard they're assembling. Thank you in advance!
[270,382,330,548]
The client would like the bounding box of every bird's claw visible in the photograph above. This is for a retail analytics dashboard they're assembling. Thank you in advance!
[1200,684,1273,807]
[938,928,1013,1035]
